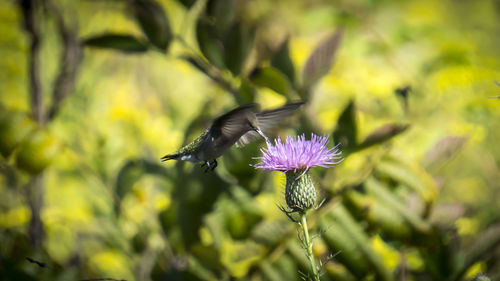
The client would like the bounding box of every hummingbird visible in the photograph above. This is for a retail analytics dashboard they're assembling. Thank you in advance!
[161,101,305,171]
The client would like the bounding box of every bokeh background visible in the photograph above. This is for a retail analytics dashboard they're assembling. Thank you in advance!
[1,0,500,280]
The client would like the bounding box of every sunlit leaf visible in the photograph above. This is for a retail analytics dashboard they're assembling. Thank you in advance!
[321,213,374,278]
[83,34,148,53]
[176,0,197,8]
[224,202,250,239]
[453,224,500,280]
[132,0,172,51]
[196,18,225,69]
[261,255,298,281]
[271,38,296,85]
[206,0,236,36]
[287,239,322,276]
[0,110,36,158]
[223,22,255,75]
[302,29,342,89]
[320,206,377,279]
[333,100,357,152]
[343,190,413,240]
[220,239,265,277]
[375,157,438,205]
[423,47,470,73]
[203,211,226,250]
[16,129,61,175]
[424,136,467,168]
[115,159,170,213]
[187,254,220,280]
[429,203,465,226]
[260,260,284,281]
[357,123,410,150]
[328,204,392,281]
[324,261,357,281]
[365,177,432,235]
[181,55,207,74]
[251,220,290,246]
[250,67,291,98]
[239,78,257,103]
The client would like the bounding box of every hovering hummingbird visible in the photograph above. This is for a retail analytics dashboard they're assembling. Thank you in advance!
[161,101,305,171]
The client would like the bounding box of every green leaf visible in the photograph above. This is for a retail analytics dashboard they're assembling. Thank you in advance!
[206,0,236,36]
[320,215,371,278]
[429,203,465,226]
[223,21,255,75]
[302,29,342,89]
[132,0,172,51]
[325,262,357,281]
[423,136,467,168]
[271,38,296,84]
[357,123,410,150]
[333,100,357,151]
[343,190,413,241]
[83,34,148,53]
[239,78,257,103]
[187,254,220,280]
[220,239,265,278]
[287,239,322,276]
[181,55,208,75]
[196,18,225,69]
[327,204,393,281]
[374,157,438,204]
[250,67,291,98]
[263,255,298,281]
[114,159,171,214]
[260,260,287,281]
[196,3,253,75]
[177,0,197,8]
[453,224,500,280]
[251,220,290,246]
[365,177,432,234]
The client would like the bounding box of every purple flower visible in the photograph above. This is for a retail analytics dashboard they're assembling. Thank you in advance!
[254,134,342,172]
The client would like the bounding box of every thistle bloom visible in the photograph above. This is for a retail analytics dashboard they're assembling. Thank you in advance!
[254,134,342,173]
[254,134,342,281]
[254,134,342,211]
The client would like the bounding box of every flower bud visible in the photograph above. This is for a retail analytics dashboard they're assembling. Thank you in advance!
[285,172,316,211]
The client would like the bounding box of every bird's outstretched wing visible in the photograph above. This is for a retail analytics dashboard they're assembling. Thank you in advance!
[209,104,259,147]
[236,101,306,147]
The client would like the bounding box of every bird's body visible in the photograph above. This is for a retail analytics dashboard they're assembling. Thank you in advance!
[161,102,305,171]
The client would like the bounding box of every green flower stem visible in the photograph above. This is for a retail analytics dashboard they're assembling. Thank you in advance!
[300,211,320,281]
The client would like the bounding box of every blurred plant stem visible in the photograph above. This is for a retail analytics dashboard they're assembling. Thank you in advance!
[20,0,81,249]
[299,211,320,281]
[21,0,45,249]
[27,174,45,248]
[21,0,43,123]
[174,35,243,104]
[46,0,82,120]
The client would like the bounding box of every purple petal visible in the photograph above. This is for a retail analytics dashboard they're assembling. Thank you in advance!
[253,134,343,171]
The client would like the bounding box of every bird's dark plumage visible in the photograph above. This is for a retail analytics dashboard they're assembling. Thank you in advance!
[161,101,305,171]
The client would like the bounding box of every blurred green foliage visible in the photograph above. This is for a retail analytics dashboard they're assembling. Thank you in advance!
[1,0,500,280]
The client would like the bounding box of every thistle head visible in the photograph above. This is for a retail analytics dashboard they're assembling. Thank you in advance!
[253,134,342,173]
[254,134,342,211]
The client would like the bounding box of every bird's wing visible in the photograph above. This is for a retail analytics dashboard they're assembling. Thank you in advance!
[210,104,259,147]
[236,101,306,147]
